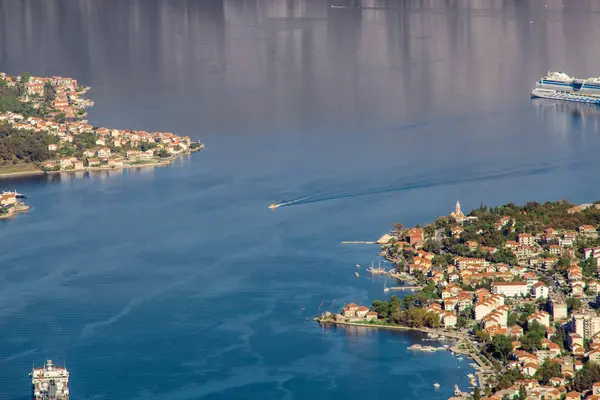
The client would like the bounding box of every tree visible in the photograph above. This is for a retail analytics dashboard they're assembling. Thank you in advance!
[0,125,53,165]
[551,325,566,350]
[490,334,512,362]
[507,312,519,327]
[422,239,441,254]
[393,223,404,233]
[520,321,545,352]
[470,386,482,400]
[157,149,170,158]
[534,360,561,385]
[518,385,527,400]
[567,297,582,312]
[474,328,490,343]
[496,368,525,390]
[44,81,56,101]
[139,141,157,152]
[371,300,390,319]
[424,311,440,328]
[573,362,600,392]
[20,72,31,83]
[0,81,38,116]
[433,254,450,267]
[456,317,469,329]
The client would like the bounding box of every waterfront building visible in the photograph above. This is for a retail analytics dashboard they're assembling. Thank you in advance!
[491,281,528,297]
[1,192,17,206]
[340,303,378,322]
[407,228,424,245]
[31,360,69,400]
[443,311,457,328]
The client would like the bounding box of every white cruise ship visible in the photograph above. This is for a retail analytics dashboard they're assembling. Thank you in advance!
[531,71,600,104]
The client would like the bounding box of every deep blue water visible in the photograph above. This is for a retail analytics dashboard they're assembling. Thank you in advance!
[2,0,600,398]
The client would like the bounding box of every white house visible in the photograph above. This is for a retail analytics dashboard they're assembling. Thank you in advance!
[492,282,529,297]
[532,282,549,299]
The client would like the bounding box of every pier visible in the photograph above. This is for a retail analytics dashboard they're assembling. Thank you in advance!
[341,241,376,244]
[387,286,423,291]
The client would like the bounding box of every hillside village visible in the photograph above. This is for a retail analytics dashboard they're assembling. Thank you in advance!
[329,200,600,400]
[0,71,202,173]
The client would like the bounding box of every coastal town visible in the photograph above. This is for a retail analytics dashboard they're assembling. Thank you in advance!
[317,200,600,400]
[0,71,203,177]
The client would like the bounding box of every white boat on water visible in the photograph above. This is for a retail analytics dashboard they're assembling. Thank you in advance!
[433,383,440,389]
[2,190,26,198]
[531,71,600,104]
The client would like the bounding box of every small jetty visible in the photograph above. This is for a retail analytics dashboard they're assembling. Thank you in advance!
[387,286,423,291]
[407,344,446,352]
[341,241,376,244]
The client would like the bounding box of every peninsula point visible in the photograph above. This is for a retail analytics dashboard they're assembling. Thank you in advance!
[318,200,600,400]
[0,71,203,177]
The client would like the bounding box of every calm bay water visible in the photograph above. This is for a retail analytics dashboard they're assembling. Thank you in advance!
[1,0,600,398]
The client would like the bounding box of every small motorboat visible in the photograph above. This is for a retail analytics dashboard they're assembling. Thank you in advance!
[268,203,279,209]
[354,272,359,277]
[433,383,440,389]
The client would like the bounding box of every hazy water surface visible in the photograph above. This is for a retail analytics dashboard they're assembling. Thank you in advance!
[1,0,600,399]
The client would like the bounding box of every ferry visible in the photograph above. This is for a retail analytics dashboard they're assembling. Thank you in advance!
[31,360,69,400]
[531,71,600,104]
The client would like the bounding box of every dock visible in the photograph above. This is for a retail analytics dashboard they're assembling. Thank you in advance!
[341,241,376,244]
[387,286,423,291]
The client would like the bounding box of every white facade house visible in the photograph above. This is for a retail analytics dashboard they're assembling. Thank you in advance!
[532,282,549,299]
[492,282,529,297]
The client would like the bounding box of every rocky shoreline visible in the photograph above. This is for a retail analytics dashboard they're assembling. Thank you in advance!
[0,144,204,179]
